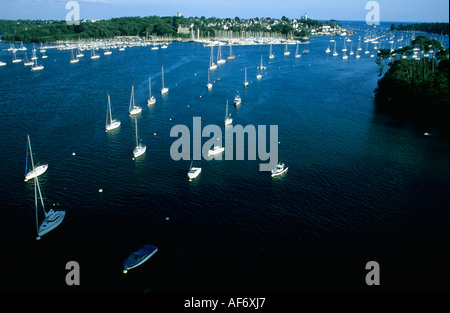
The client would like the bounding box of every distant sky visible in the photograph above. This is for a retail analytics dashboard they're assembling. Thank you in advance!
[0,0,448,22]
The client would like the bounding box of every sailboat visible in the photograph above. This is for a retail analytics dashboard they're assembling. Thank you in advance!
[23,53,33,66]
[12,51,22,63]
[227,43,235,59]
[256,56,263,79]
[206,68,213,90]
[132,117,146,159]
[0,60,6,66]
[187,160,202,181]
[147,76,156,105]
[332,41,338,56]
[257,55,266,70]
[24,137,48,182]
[105,94,121,132]
[128,85,142,116]
[31,58,44,71]
[243,67,249,87]
[234,91,242,106]
[27,135,65,240]
[295,43,301,58]
[161,65,169,95]
[76,47,84,58]
[224,99,232,126]
[217,45,226,64]
[269,43,274,59]
[70,49,79,63]
[90,48,100,59]
[209,46,217,70]
[325,45,331,53]
[284,43,290,56]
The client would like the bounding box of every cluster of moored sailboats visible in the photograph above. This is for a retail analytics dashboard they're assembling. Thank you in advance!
[19,39,298,241]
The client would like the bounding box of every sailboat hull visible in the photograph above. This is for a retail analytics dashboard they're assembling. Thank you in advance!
[25,164,48,181]
[129,107,142,116]
[37,209,65,239]
[133,145,146,158]
[106,120,121,132]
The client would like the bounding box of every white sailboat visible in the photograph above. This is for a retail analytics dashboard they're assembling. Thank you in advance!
[234,92,242,106]
[12,51,22,63]
[269,43,274,59]
[187,161,202,181]
[128,85,142,116]
[132,117,146,159]
[0,60,6,66]
[70,49,79,63]
[217,45,226,64]
[27,135,65,240]
[284,43,290,56]
[161,65,169,95]
[295,43,301,58]
[90,48,100,59]
[209,46,217,70]
[325,46,331,53]
[31,58,44,71]
[257,55,266,70]
[332,41,338,56]
[105,94,121,132]
[224,99,232,126]
[24,137,48,182]
[206,68,213,90]
[147,76,156,105]
[243,67,249,87]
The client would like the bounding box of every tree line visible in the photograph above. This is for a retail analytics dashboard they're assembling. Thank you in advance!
[390,22,449,35]
[374,35,449,127]
[0,15,330,43]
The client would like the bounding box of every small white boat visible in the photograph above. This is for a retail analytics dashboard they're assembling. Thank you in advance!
[161,65,169,95]
[123,244,158,274]
[206,68,213,90]
[284,43,290,56]
[271,163,288,177]
[128,85,142,116]
[31,59,44,71]
[257,55,266,70]
[209,45,217,70]
[0,61,6,66]
[224,99,232,125]
[132,117,146,159]
[105,94,121,132]
[243,67,249,87]
[208,145,225,156]
[90,49,100,59]
[187,161,201,181]
[234,93,241,105]
[217,45,226,64]
[25,164,48,182]
[70,49,79,63]
[423,132,431,136]
[147,76,156,105]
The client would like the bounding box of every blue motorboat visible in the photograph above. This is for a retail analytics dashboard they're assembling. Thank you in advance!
[123,244,158,274]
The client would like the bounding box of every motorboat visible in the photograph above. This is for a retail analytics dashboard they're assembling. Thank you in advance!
[123,244,158,274]
[271,163,288,177]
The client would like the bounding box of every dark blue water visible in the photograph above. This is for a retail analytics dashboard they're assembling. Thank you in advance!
[0,25,448,293]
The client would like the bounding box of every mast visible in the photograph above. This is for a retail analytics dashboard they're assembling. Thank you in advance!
[225,99,228,120]
[135,117,139,147]
[107,94,112,124]
[148,77,151,101]
[161,65,165,89]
